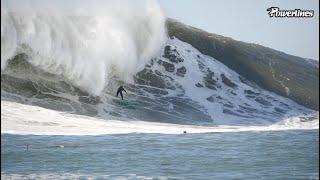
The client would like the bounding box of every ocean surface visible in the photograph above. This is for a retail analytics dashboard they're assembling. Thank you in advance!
[1,1,319,179]
[1,130,319,179]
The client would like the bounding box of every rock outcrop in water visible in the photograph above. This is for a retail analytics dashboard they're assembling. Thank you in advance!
[166,18,319,110]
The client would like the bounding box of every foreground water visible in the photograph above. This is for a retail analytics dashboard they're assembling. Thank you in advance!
[1,130,318,179]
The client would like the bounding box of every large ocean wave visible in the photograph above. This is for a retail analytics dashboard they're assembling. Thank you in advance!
[1,0,166,95]
[1,0,318,134]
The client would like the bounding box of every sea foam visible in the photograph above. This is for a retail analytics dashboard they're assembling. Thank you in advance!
[1,0,166,95]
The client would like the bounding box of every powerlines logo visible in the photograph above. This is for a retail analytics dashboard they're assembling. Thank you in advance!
[267,7,314,18]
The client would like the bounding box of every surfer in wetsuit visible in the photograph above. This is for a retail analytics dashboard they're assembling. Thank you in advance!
[116,86,127,100]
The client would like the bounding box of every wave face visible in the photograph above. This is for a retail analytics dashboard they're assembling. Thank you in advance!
[1,0,166,95]
[1,0,318,135]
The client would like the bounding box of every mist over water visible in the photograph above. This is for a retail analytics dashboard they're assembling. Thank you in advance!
[1,0,166,95]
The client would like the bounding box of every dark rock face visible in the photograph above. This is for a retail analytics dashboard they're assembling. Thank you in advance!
[176,66,187,77]
[166,18,319,110]
[221,74,237,88]
[157,60,175,72]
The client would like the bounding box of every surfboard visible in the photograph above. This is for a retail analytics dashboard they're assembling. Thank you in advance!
[112,98,137,109]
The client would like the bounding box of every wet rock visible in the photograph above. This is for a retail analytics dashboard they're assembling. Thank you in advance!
[157,60,175,72]
[176,66,187,77]
[221,74,237,88]
[195,83,203,87]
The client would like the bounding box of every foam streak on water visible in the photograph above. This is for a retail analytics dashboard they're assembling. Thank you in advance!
[1,101,318,136]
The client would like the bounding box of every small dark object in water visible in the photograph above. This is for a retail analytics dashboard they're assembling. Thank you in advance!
[183,131,187,134]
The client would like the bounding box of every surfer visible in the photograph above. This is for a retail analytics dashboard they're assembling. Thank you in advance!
[116,86,127,100]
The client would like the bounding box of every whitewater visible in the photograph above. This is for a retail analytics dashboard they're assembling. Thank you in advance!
[1,0,319,179]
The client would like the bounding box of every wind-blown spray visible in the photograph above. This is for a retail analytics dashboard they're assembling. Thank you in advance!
[1,0,166,95]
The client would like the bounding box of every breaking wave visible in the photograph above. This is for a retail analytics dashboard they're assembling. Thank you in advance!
[1,0,166,95]
[1,0,318,135]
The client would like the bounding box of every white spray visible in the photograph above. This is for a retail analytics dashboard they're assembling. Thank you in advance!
[1,0,166,95]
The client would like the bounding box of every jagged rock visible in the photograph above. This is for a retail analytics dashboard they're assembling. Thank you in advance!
[176,66,187,77]
[195,83,203,87]
[157,60,175,72]
[221,74,237,88]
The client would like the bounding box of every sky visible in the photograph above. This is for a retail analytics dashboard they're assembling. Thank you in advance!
[159,0,319,60]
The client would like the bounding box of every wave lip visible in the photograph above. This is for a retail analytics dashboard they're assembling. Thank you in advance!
[1,0,166,95]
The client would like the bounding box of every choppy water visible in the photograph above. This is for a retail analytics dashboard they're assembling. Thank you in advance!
[2,130,318,179]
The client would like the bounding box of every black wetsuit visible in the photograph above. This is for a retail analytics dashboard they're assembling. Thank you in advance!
[116,86,127,100]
